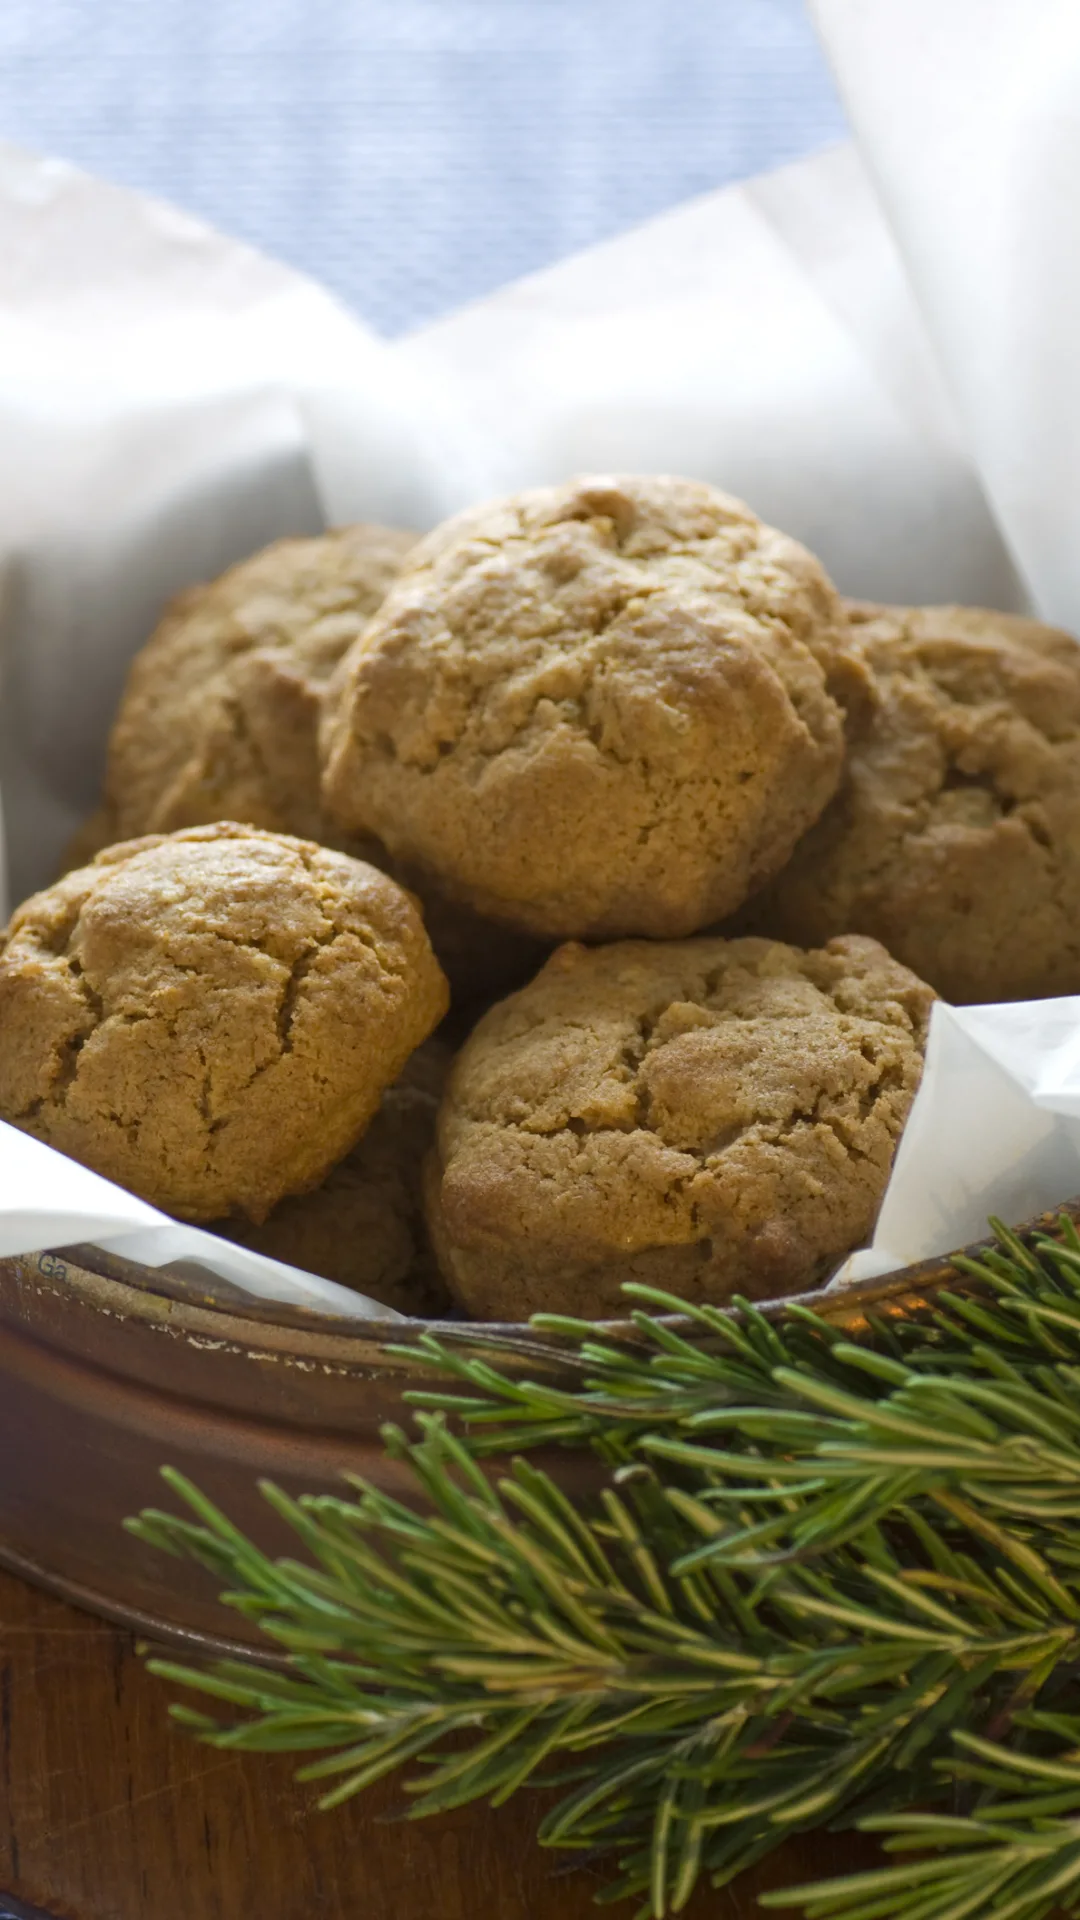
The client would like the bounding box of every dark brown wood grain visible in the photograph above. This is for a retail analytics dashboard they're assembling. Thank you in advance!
[0,1564,891,1920]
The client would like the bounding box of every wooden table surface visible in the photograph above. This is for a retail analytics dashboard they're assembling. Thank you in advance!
[0,1565,884,1920]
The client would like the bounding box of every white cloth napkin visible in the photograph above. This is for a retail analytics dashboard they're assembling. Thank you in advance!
[0,2,1076,1316]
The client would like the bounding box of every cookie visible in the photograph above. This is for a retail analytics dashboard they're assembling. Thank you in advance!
[104,523,416,844]
[739,601,1080,1003]
[213,1040,453,1315]
[321,474,868,941]
[426,933,933,1319]
[92,522,549,1001]
[0,823,449,1222]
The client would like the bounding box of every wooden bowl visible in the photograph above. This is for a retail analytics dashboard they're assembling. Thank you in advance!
[0,1210,1073,1658]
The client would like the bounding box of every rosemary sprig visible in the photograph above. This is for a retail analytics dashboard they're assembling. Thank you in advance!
[132,1219,1080,1918]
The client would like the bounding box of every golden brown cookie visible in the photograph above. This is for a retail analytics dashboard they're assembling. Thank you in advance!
[92,522,546,1002]
[0,823,448,1222]
[426,933,933,1320]
[213,1040,453,1315]
[738,601,1080,1003]
[321,475,868,942]
[104,523,416,843]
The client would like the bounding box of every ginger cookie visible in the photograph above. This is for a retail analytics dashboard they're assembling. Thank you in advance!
[0,823,448,1222]
[104,523,416,844]
[321,475,868,941]
[92,522,543,1000]
[426,933,932,1319]
[740,601,1080,1003]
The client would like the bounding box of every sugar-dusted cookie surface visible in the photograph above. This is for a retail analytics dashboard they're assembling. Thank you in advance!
[322,475,868,941]
[740,601,1080,1004]
[426,933,933,1319]
[0,823,448,1222]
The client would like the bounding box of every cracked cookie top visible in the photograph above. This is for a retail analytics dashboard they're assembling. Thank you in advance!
[0,823,449,1222]
[320,475,866,941]
[104,523,416,843]
[739,602,1080,1003]
[426,932,933,1319]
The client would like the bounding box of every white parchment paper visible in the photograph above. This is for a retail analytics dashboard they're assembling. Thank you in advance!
[0,1119,397,1318]
[832,1004,1080,1288]
[0,2,1077,1317]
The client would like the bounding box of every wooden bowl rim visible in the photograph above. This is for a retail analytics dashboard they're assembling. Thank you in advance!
[2,1203,1076,1662]
[31,1195,1080,1374]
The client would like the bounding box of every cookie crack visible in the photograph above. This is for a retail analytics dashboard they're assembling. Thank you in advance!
[377,550,835,781]
[932,757,1016,818]
[66,955,104,1021]
[275,942,325,1056]
[35,904,85,961]
[519,1024,905,1172]
[23,954,107,1118]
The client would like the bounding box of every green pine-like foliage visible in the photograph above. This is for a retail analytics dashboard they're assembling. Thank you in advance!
[130,1218,1080,1919]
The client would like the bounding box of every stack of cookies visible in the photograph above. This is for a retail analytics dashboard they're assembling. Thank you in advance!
[3,475,1077,1320]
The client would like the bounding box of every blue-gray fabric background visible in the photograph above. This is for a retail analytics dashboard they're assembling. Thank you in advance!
[0,1,846,336]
